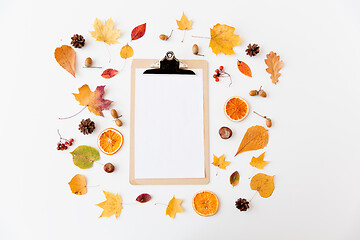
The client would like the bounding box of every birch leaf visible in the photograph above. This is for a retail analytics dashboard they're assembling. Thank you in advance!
[54,45,76,77]
[250,173,275,198]
[68,174,87,195]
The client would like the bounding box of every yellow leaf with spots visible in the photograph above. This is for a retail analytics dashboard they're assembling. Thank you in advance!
[209,23,242,55]
[89,18,120,45]
[250,173,275,198]
[120,44,134,59]
[166,196,183,219]
[212,154,230,170]
[249,152,269,169]
[176,12,192,30]
[68,174,87,195]
[96,191,123,219]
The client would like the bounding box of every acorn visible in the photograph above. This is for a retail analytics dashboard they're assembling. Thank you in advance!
[258,89,267,98]
[85,57,92,67]
[111,109,118,119]
[115,119,123,127]
[249,90,258,96]
[192,44,204,56]
[159,34,168,40]
[266,118,272,128]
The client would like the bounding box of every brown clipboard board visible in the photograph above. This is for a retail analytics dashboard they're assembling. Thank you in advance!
[130,57,209,185]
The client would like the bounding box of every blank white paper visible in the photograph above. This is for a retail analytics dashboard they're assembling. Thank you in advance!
[134,69,205,179]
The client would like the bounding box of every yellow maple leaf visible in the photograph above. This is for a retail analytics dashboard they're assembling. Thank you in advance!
[120,43,134,59]
[68,174,87,195]
[176,12,192,30]
[89,18,120,45]
[250,173,275,198]
[96,191,123,219]
[209,23,242,55]
[166,196,184,219]
[249,152,269,169]
[212,154,230,170]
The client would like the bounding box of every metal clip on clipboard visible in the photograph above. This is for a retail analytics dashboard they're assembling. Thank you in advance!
[143,51,195,75]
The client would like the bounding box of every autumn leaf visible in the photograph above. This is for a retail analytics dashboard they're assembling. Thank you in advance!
[131,23,146,40]
[89,18,120,45]
[235,126,269,156]
[212,154,230,170]
[209,23,242,55]
[237,60,252,77]
[265,51,283,84]
[120,44,134,59]
[166,196,183,219]
[73,84,112,117]
[250,152,269,169]
[54,45,76,77]
[177,12,192,30]
[101,69,118,79]
[230,171,240,187]
[70,145,100,169]
[136,193,151,203]
[96,191,123,218]
[250,173,275,198]
[68,174,87,195]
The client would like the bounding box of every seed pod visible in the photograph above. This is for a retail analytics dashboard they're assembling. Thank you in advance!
[266,118,272,128]
[219,126,232,139]
[259,90,267,98]
[111,109,118,119]
[192,44,199,55]
[249,90,258,96]
[85,57,92,67]
[104,163,115,173]
[159,34,168,41]
[115,119,122,127]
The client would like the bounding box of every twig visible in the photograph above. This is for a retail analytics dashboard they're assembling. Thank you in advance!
[104,43,111,63]
[181,31,186,43]
[58,106,87,120]
[192,36,211,39]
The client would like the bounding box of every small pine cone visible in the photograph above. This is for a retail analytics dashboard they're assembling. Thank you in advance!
[71,34,85,48]
[79,118,95,135]
[235,198,250,211]
[245,43,260,57]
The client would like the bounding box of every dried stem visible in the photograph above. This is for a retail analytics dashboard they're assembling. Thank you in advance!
[195,53,204,57]
[58,106,87,120]
[248,167,256,179]
[82,66,102,69]
[249,192,257,203]
[181,31,186,43]
[104,43,111,63]
[223,72,232,87]
[192,36,211,39]
[168,30,173,39]
[253,111,266,119]
[119,58,127,72]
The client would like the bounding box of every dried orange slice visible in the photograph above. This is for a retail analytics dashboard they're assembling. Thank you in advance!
[224,96,249,122]
[192,191,219,217]
[97,128,123,155]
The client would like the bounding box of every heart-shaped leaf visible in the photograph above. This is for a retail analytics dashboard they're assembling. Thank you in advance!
[70,145,100,169]
[120,44,134,59]
[230,171,240,187]
[101,69,118,79]
[131,23,146,40]
[54,45,76,77]
[136,193,152,203]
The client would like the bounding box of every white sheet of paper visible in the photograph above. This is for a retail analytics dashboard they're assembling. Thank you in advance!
[134,69,205,179]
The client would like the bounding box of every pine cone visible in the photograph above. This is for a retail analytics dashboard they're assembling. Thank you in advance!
[235,198,250,211]
[79,118,95,135]
[71,34,85,48]
[245,43,260,57]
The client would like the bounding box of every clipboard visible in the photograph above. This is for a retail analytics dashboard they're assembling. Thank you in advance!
[130,52,209,185]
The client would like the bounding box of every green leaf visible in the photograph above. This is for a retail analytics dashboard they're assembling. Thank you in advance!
[230,171,240,187]
[70,145,100,169]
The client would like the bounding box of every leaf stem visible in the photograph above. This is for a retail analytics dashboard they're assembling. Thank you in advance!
[181,31,186,43]
[249,192,257,203]
[168,30,173,39]
[253,111,266,119]
[154,203,167,206]
[58,106,87,120]
[82,66,102,69]
[192,35,211,39]
[104,43,111,63]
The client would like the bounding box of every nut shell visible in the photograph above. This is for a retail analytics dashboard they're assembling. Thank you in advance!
[159,34,168,40]
[219,127,232,139]
[192,44,199,55]
[85,57,92,67]
[111,109,118,119]
[104,163,115,173]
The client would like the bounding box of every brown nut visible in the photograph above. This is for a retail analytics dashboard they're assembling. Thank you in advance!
[192,44,199,55]
[259,90,267,98]
[159,34,168,40]
[111,109,118,119]
[249,90,258,96]
[266,118,272,128]
[219,126,232,139]
[115,119,123,127]
[104,163,115,173]
[85,57,92,67]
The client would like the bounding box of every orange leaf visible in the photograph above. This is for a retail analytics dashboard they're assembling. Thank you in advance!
[265,51,283,84]
[235,125,269,156]
[237,60,252,77]
[101,69,118,79]
[54,45,76,77]
[68,174,87,195]
[250,173,275,198]
[131,23,146,40]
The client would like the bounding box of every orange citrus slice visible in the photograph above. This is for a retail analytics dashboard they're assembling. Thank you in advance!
[192,191,219,217]
[224,96,249,122]
[97,128,123,155]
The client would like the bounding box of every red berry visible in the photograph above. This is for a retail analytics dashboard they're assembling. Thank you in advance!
[64,146,68,150]
[65,141,69,145]
[219,66,224,71]
[215,77,219,82]
[70,138,74,143]
[215,69,220,73]
[68,142,73,146]
[213,74,217,78]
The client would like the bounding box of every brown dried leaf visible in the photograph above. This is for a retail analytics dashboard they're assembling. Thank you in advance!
[54,45,76,77]
[230,171,240,187]
[235,125,269,156]
[265,51,283,84]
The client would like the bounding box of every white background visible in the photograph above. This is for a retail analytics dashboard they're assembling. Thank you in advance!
[0,0,360,239]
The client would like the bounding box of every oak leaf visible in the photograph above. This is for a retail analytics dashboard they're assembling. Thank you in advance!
[250,173,275,198]
[54,45,76,77]
[209,24,242,55]
[176,12,192,30]
[250,152,269,169]
[230,171,240,187]
[68,174,87,195]
[89,18,120,45]
[70,145,100,169]
[120,44,134,59]
[265,51,283,84]
[212,154,230,170]
[235,126,269,156]
[136,193,151,203]
[166,196,183,219]
[101,69,118,79]
[131,23,146,40]
[73,84,112,117]
[96,191,123,218]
